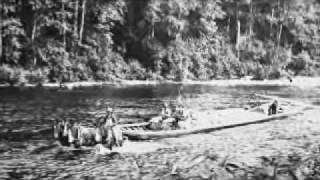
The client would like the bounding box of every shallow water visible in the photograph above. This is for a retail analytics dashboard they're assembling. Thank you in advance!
[0,84,320,180]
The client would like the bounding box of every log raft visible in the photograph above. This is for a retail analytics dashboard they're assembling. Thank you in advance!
[121,94,310,140]
[121,107,305,140]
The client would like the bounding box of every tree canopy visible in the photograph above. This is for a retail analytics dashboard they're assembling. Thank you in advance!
[0,0,319,85]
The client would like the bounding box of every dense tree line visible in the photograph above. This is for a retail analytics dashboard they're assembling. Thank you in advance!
[0,0,319,85]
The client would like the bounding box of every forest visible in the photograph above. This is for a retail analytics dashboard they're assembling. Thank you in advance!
[0,0,320,85]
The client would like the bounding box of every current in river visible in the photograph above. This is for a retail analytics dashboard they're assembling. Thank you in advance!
[0,84,320,179]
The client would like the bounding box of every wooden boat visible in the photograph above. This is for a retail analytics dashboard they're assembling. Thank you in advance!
[120,97,308,140]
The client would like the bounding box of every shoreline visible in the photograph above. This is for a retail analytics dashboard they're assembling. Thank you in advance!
[0,76,319,89]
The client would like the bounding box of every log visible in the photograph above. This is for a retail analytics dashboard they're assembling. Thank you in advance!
[119,122,149,128]
[123,107,305,140]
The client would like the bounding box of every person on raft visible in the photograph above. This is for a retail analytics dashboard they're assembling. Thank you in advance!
[161,102,172,118]
[149,102,194,130]
[172,104,194,129]
[148,102,174,130]
[268,100,283,115]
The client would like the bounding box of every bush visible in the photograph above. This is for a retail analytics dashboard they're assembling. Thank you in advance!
[252,64,267,80]
[95,70,116,81]
[72,63,90,81]
[267,67,282,80]
[89,52,130,81]
[127,59,147,80]
[0,65,27,85]
[210,60,224,79]
[190,53,206,79]
[70,55,91,81]
[25,68,49,85]
[107,53,129,79]
[0,65,12,84]
[308,64,320,76]
[286,51,311,75]
[145,69,163,80]
[240,39,267,63]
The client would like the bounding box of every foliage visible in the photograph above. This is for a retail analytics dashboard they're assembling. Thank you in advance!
[2,14,26,65]
[252,64,267,80]
[0,0,320,85]
[287,50,312,76]
[267,66,281,79]
[25,68,49,85]
[0,65,26,85]
[127,59,147,80]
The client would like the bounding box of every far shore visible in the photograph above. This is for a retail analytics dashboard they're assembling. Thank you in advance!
[0,76,319,89]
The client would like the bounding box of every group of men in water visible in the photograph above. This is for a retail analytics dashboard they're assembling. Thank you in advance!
[53,102,193,147]
[53,107,123,149]
[54,96,282,149]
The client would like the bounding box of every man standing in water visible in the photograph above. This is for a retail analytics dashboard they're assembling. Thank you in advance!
[96,107,118,126]
[95,107,123,149]
[105,107,118,126]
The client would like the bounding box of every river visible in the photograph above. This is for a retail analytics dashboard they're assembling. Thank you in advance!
[0,84,320,179]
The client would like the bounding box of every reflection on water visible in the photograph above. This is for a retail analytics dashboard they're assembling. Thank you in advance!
[0,84,319,179]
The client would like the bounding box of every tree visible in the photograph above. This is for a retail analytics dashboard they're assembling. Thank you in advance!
[1,0,26,65]
[79,0,86,44]
[0,0,3,61]
[0,0,320,84]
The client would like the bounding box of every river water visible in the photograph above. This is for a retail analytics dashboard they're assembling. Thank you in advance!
[0,84,320,180]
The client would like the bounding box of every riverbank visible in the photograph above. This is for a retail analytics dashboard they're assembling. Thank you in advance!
[121,76,320,88]
[0,76,319,89]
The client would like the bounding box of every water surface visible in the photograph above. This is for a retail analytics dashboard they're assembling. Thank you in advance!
[0,84,319,179]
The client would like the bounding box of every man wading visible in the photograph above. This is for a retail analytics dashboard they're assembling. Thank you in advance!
[96,107,118,127]
[95,107,120,148]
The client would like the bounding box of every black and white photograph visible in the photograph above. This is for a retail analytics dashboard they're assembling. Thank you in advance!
[0,0,320,179]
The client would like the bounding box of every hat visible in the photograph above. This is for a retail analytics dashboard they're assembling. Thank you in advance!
[273,99,278,104]
[106,107,113,112]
